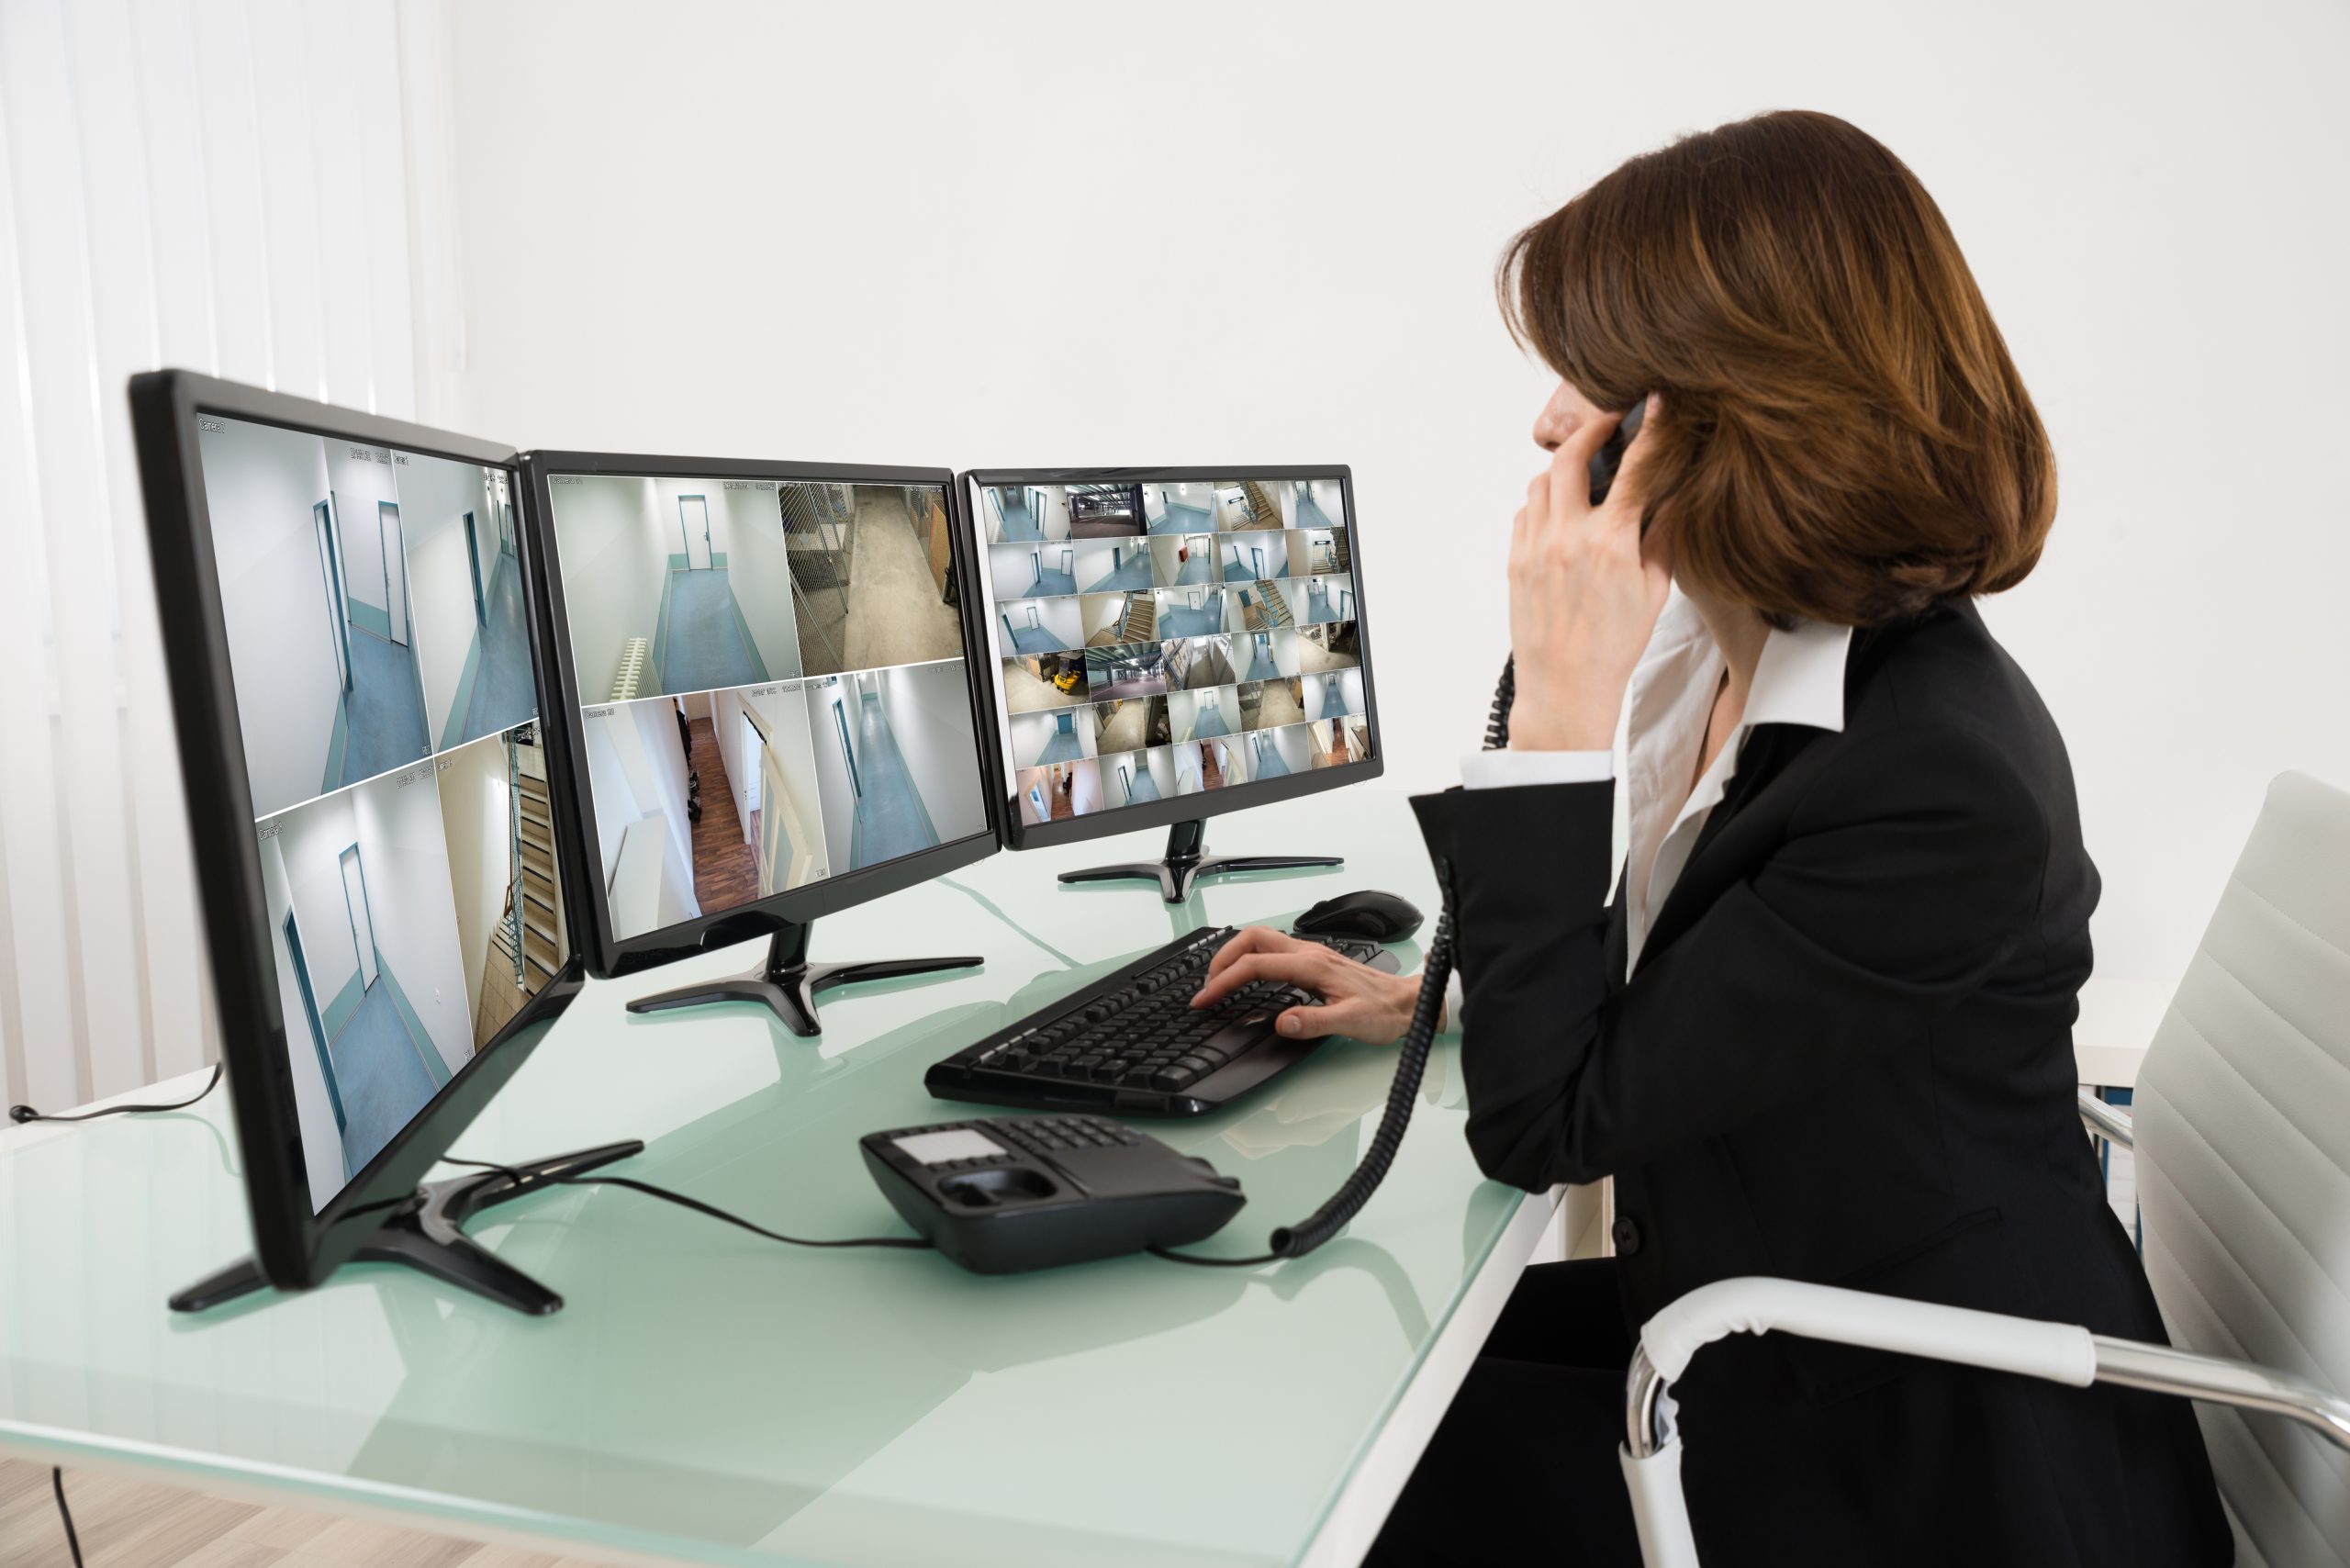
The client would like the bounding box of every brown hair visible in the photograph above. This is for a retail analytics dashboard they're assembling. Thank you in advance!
[1499,110,2053,627]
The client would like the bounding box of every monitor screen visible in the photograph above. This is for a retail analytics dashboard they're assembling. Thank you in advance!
[195,413,559,1212]
[971,476,1371,826]
[540,472,990,943]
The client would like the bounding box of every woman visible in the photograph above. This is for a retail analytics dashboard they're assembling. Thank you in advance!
[1192,111,2231,1566]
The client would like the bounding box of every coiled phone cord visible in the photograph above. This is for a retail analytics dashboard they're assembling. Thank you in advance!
[1155,655,1515,1268]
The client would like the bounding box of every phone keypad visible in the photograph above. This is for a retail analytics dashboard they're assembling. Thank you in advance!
[997,1116,1141,1156]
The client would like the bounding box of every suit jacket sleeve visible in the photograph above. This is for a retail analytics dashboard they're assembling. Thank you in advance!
[1410,723,2050,1193]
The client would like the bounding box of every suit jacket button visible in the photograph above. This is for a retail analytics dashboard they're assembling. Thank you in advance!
[1611,1215,1643,1255]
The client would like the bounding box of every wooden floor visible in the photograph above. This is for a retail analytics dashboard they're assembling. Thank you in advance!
[686,717,757,911]
[0,1460,620,1568]
[473,958,527,1048]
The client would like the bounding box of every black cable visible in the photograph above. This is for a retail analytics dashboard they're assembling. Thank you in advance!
[1148,1245,1278,1268]
[52,1467,84,1567]
[9,1062,223,1125]
[437,1158,931,1252]
[1153,655,1510,1270]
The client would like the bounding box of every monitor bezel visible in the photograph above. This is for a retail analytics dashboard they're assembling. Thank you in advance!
[959,465,1382,852]
[128,370,588,1292]
[520,450,1002,979]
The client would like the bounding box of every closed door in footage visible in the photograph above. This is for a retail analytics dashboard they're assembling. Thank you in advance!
[680,495,712,569]
[339,844,378,991]
[377,501,410,645]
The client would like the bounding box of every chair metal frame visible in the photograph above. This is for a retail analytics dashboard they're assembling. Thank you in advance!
[1617,1094,2350,1567]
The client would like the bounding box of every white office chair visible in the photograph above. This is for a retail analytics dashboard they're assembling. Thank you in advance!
[1619,771,2350,1566]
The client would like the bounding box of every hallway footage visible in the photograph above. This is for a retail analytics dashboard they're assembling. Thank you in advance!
[688,715,757,910]
[338,630,431,789]
[331,973,441,1177]
[1084,548,1152,592]
[665,567,767,692]
[977,473,1375,825]
[453,551,536,745]
[1147,506,1214,535]
[993,491,1045,540]
[1158,589,1225,639]
[846,691,942,867]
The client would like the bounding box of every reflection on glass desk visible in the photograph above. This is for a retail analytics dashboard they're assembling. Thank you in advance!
[0,790,1541,1568]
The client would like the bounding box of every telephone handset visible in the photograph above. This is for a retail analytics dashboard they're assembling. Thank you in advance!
[1587,396,1646,509]
[860,403,1639,1273]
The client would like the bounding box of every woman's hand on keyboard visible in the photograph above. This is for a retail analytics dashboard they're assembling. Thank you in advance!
[1190,927,1420,1045]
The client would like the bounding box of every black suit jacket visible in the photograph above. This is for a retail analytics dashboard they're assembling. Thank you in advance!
[1411,600,2231,1567]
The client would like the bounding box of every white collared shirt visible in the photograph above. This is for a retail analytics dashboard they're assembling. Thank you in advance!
[1455,594,1853,975]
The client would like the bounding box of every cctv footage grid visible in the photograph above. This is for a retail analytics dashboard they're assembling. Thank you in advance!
[199,414,562,1212]
[543,474,989,942]
[979,478,1371,828]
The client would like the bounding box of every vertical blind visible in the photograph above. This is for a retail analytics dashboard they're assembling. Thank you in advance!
[0,0,442,1111]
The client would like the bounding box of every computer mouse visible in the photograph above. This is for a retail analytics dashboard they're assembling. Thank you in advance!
[1292,890,1424,944]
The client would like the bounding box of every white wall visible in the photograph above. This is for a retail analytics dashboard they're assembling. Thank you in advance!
[1067,759,1102,815]
[397,452,500,744]
[582,697,696,890]
[550,475,669,697]
[1069,538,1127,588]
[435,733,511,1024]
[348,765,472,1074]
[257,834,348,1212]
[738,683,829,887]
[383,2,2350,996]
[806,679,860,872]
[582,697,699,935]
[989,540,1066,599]
[200,419,344,820]
[874,661,990,844]
[3,0,431,1109]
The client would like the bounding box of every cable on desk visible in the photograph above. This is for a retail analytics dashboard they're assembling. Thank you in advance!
[10,1063,223,1125]
[52,1467,84,1566]
[1148,1245,1279,1268]
[438,1159,933,1252]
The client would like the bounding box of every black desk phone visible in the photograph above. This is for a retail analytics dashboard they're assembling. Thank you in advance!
[861,1116,1245,1273]
[853,399,1644,1275]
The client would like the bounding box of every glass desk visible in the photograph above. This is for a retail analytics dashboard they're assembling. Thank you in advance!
[0,789,1558,1568]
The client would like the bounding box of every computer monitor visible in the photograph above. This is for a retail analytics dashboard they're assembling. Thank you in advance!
[963,468,1380,900]
[523,452,1001,1034]
[129,371,639,1316]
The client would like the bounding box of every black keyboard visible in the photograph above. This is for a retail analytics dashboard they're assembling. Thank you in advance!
[925,925,1398,1116]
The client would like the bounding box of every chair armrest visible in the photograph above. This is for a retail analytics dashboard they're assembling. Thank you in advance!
[2077,1088,2134,1149]
[1626,1276,2350,1459]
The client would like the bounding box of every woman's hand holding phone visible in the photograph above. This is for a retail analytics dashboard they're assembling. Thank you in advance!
[1506,395,1671,752]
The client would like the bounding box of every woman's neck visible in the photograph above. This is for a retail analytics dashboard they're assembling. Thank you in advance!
[1683,587,1771,707]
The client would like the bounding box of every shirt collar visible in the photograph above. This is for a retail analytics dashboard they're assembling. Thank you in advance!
[1740,613,1852,736]
[1626,593,1852,756]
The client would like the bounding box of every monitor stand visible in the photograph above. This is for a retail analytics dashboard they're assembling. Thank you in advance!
[169,1140,646,1316]
[624,920,982,1037]
[1058,818,1341,904]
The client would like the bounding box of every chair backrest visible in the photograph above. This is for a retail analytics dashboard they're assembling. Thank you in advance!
[2134,770,2350,1564]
